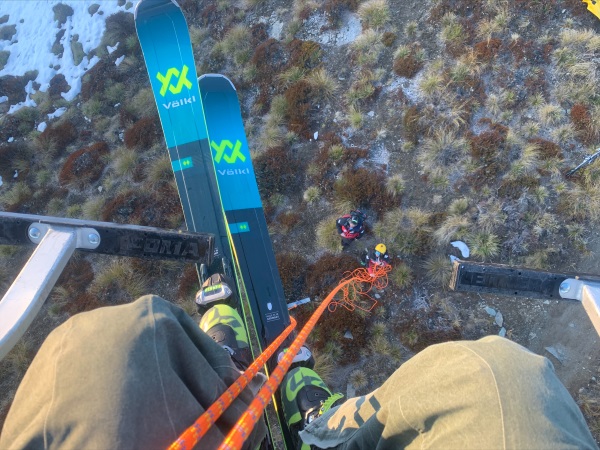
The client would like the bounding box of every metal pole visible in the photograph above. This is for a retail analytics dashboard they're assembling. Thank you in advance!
[582,285,600,336]
[0,228,77,360]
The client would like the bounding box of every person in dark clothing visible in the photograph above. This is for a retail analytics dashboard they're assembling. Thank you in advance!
[336,212,365,247]
[361,243,391,276]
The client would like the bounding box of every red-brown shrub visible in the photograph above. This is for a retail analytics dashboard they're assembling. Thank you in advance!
[124,117,160,149]
[284,80,314,137]
[59,141,109,187]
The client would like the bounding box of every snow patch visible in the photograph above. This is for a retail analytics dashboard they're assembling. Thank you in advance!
[0,96,7,103]
[451,241,470,258]
[107,42,119,54]
[48,107,67,119]
[115,55,125,66]
[37,121,47,132]
[0,1,129,110]
[7,137,14,143]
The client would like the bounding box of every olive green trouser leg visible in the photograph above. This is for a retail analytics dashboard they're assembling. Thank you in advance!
[301,336,598,450]
[0,295,266,450]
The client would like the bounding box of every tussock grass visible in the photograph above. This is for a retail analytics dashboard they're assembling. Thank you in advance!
[424,254,453,287]
[266,95,288,127]
[477,202,506,232]
[316,215,342,252]
[113,147,139,178]
[419,71,444,99]
[0,182,31,209]
[146,154,173,188]
[82,196,105,220]
[91,260,150,300]
[129,88,156,119]
[386,174,405,198]
[277,66,306,89]
[507,143,541,178]
[306,68,338,100]
[353,29,384,66]
[405,21,418,38]
[216,25,251,66]
[524,248,556,269]
[440,14,464,47]
[346,72,376,105]
[312,348,337,386]
[559,183,600,222]
[448,198,468,216]
[418,129,468,173]
[533,212,559,237]
[390,262,413,289]
[369,333,391,354]
[303,186,320,204]
[466,231,500,260]
[348,105,363,129]
[434,215,471,245]
[357,0,390,30]
[476,18,502,42]
[550,123,576,145]
[259,124,286,150]
[349,369,368,389]
[3,340,31,377]
[329,144,344,162]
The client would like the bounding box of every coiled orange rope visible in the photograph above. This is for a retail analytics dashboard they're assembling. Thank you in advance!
[328,264,392,313]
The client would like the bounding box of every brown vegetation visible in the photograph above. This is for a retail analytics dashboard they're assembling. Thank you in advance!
[59,142,109,187]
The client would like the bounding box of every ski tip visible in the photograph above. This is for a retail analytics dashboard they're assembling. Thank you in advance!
[134,0,180,20]
[198,74,236,92]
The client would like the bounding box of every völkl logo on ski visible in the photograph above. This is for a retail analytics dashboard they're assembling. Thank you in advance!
[211,140,246,164]
[156,65,192,96]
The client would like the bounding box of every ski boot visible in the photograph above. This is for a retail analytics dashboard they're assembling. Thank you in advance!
[199,304,251,371]
[195,273,239,315]
[277,346,315,371]
[281,367,344,449]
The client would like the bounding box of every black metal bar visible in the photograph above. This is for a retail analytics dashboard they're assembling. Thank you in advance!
[0,212,214,264]
[450,260,600,300]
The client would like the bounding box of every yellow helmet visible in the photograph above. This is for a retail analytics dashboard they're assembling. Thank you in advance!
[375,243,386,254]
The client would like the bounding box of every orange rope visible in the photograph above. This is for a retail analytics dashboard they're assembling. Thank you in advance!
[217,276,355,450]
[168,265,391,450]
[328,264,392,312]
[167,317,297,450]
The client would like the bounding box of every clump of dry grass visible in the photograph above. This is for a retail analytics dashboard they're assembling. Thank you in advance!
[418,129,469,173]
[357,0,390,30]
[390,262,413,289]
[316,215,342,252]
[434,214,471,245]
[424,254,453,288]
[386,174,405,198]
[467,231,500,260]
[303,186,320,204]
[306,68,338,100]
[352,29,384,67]
[90,260,150,300]
[348,369,369,389]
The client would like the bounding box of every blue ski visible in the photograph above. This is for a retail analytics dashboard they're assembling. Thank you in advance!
[135,0,290,348]
[199,74,290,346]
[134,0,232,276]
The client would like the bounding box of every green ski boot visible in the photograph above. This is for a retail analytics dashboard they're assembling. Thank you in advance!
[281,367,344,449]
[199,304,251,371]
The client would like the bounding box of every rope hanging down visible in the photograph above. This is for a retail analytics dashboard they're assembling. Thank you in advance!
[168,265,391,450]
